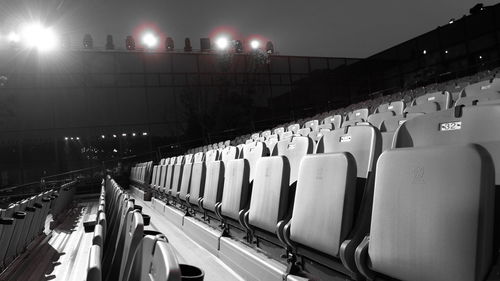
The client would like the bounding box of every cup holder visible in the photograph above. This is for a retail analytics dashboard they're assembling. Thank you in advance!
[180,264,204,281]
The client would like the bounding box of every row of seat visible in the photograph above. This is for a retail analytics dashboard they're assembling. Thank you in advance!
[0,181,75,272]
[131,103,500,281]
[88,177,204,281]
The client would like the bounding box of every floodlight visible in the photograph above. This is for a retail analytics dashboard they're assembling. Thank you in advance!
[250,40,260,50]
[21,23,59,52]
[7,32,20,43]
[216,37,229,50]
[142,32,158,48]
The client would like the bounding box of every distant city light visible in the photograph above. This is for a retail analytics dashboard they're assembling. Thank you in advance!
[422,50,427,55]
[122,133,127,137]
[7,32,20,43]
[132,133,136,137]
[21,23,59,52]
[449,18,455,24]
[76,137,80,140]
[64,137,68,141]
[113,149,118,153]
[250,40,260,50]
[70,137,74,140]
[101,135,105,139]
[113,134,117,138]
[142,132,148,136]
[215,37,229,50]
[445,50,448,54]
[479,55,483,59]
[142,32,158,48]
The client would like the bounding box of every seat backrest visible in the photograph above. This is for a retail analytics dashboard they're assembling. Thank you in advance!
[276,136,314,185]
[274,127,285,135]
[412,91,451,110]
[220,146,238,164]
[297,127,311,137]
[287,124,300,134]
[125,234,181,281]
[202,160,225,212]
[265,135,279,156]
[367,112,395,129]
[404,101,439,114]
[322,115,342,129]
[205,149,219,162]
[169,155,186,195]
[289,153,357,257]
[178,154,194,201]
[118,211,144,281]
[369,144,494,281]
[317,125,380,179]
[248,156,290,233]
[251,133,260,141]
[87,245,102,281]
[376,101,404,115]
[220,159,250,220]
[455,91,500,107]
[303,120,319,131]
[348,108,368,122]
[394,105,500,184]
[151,165,159,187]
[460,78,500,98]
[188,153,206,206]
[279,131,294,142]
[261,130,271,138]
[242,141,268,182]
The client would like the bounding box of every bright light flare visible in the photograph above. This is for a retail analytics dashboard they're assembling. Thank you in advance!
[216,37,229,50]
[142,32,158,48]
[21,23,59,52]
[250,40,260,49]
[7,32,20,43]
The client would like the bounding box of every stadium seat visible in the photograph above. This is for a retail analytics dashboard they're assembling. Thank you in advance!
[169,155,187,200]
[375,101,404,115]
[124,234,182,281]
[87,244,102,281]
[322,115,342,129]
[200,146,238,219]
[379,113,423,151]
[367,111,395,129]
[242,136,313,253]
[287,124,300,134]
[303,120,319,131]
[177,154,194,207]
[217,141,268,234]
[355,144,494,281]
[347,108,368,122]
[404,91,451,114]
[296,127,311,137]
[306,125,381,277]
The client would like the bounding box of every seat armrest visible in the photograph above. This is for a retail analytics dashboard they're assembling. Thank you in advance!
[277,220,293,248]
[355,236,375,281]
[214,203,223,220]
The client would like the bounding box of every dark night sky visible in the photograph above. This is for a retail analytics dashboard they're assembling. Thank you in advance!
[2,0,499,58]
